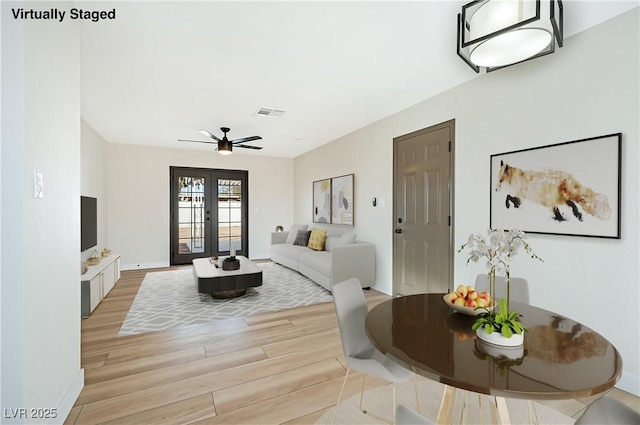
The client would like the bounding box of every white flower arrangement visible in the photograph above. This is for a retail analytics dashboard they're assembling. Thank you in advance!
[460,229,543,340]
[459,229,542,276]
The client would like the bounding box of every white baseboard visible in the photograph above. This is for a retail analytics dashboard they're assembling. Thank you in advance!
[51,368,84,425]
[121,261,170,271]
[617,371,640,397]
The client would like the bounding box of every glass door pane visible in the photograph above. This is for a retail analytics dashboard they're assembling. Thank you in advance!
[178,176,206,254]
[218,179,243,253]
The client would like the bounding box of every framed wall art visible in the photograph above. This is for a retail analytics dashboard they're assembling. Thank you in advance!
[331,174,354,226]
[312,178,331,224]
[490,133,621,239]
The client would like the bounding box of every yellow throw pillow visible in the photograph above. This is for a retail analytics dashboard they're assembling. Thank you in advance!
[307,228,328,251]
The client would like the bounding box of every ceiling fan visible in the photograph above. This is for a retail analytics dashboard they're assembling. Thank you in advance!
[178,127,263,155]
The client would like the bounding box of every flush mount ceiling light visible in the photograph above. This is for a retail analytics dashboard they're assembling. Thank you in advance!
[457,0,563,73]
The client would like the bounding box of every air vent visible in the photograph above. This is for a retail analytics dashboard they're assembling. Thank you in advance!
[256,107,286,118]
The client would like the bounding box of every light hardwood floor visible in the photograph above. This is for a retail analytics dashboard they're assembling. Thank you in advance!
[67,265,639,424]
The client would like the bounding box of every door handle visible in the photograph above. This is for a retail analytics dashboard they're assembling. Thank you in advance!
[395,229,403,234]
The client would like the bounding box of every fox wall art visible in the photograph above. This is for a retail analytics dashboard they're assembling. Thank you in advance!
[490,134,621,239]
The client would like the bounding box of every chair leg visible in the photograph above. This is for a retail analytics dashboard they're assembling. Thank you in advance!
[331,368,350,425]
[337,369,402,425]
[361,383,395,425]
[413,375,420,413]
[359,374,367,412]
[393,383,397,422]
[527,400,539,425]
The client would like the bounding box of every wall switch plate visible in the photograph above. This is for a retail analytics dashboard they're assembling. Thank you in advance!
[34,171,43,199]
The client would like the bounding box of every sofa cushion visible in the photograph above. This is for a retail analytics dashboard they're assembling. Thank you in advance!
[325,231,356,252]
[293,230,312,246]
[271,243,310,260]
[285,224,308,244]
[308,228,328,251]
[299,250,331,277]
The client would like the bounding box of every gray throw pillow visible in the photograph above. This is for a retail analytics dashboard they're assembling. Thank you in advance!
[293,230,312,246]
[285,224,308,244]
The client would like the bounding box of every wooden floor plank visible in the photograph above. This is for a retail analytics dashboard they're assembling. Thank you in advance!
[76,346,266,406]
[84,346,206,385]
[212,358,346,414]
[98,393,216,425]
[97,320,284,365]
[261,329,338,358]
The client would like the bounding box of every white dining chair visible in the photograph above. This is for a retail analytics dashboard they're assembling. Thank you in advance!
[395,404,434,425]
[475,274,530,304]
[332,278,415,424]
[575,396,640,424]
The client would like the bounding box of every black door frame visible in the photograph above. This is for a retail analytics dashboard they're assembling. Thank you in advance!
[170,166,249,265]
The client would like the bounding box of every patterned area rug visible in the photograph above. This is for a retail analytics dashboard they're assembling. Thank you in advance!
[118,262,333,336]
[316,378,575,424]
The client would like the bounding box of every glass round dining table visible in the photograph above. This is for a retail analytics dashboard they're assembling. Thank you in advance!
[365,293,622,423]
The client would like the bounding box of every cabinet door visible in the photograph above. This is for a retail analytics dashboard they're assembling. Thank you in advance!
[114,258,121,282]
[103,263,116,295]
[89,274,103,313]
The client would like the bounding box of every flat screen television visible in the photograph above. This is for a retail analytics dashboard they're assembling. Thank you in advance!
[81,196,97,252]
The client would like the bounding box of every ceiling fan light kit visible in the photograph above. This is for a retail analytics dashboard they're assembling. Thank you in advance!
[457,0,563,73]
[218,141,233,155]
[179,127,263,155]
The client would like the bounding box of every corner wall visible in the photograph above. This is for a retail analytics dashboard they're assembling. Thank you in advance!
[81,119,109,262]
[294,9,639,395]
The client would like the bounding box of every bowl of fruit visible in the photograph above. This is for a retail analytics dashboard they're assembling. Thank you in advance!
[443,284,494,316]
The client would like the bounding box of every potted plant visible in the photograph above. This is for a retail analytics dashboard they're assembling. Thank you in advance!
[472,298,526,346]
[459,229,542,346]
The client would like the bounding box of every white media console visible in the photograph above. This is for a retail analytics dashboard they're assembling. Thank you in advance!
[81,253,121,317]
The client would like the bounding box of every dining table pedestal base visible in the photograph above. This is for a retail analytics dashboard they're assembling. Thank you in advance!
[437,385,516,425]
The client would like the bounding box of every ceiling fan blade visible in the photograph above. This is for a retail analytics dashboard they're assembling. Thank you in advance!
[231,135,262,144]
[178,139,217,144]
[235,144,263,150]
[198,129,222,142]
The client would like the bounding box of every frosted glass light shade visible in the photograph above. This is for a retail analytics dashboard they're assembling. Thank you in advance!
[457,0,563,73]
[470,28,552,66]
[218,140,233,155]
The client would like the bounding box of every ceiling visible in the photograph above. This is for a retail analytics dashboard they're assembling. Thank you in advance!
[80,1,638,158]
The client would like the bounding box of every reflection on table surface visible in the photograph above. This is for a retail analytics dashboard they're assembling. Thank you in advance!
[365,293,622,400]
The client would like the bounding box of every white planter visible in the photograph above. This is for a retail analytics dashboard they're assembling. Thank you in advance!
[476,327,524,347]
[475,339,524,360]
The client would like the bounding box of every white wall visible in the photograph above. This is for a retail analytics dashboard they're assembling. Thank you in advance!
[294,9,639,395]
[81,119,109,262]
[107,143,294,269]
[1,2,27,415]
[1,2,84,423]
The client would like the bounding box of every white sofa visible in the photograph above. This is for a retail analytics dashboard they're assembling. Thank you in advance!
[270,226,375,292]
